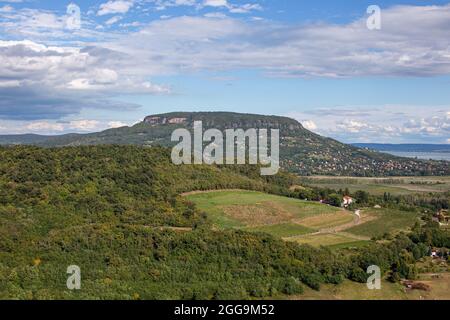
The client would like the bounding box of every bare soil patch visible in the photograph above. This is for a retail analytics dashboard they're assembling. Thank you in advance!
[221,201,294,227]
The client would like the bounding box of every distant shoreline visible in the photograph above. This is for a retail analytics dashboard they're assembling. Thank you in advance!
[353,143,450,153]
[353,143,450,161]
[381,151,450,161]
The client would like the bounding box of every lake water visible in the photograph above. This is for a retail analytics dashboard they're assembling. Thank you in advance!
[383,151,450,161]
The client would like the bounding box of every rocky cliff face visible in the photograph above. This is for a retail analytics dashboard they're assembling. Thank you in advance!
[144,112,304,132]
[144,116,188,125]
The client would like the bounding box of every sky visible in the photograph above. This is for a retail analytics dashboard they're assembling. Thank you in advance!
[0,0,449,143]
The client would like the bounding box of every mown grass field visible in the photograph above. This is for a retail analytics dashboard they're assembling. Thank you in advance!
[294,212,354,229]
[346,208,420,238]
[185,190,420,248]
[299,176,450,196]
[286,233,368,247]
[246,223,314,238]
[185,190,345,231]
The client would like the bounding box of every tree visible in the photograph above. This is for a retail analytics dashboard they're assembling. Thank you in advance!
[328,193,342,207]
[354,190,369,204]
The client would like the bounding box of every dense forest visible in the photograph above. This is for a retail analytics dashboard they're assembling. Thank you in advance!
[0,145,448,299]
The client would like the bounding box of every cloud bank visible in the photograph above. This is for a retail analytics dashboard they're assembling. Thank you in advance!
[289,106,450,144]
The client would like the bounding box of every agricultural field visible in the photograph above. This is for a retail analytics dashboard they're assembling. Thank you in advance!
[185,190,419,248]
[346,208,421,238]
[286,233,369,247]
[298,176,450,196]
[185,190,347,230]
[247,223,313,238]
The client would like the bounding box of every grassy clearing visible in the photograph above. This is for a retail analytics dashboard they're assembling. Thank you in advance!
[299,175,450,196]
[186,190,342,230]
[246,223,314,238]
[286,233,366,247]
[186,190,420,248]
[294,211,354,229]
[327,240,371,250]
[346,208,420,238]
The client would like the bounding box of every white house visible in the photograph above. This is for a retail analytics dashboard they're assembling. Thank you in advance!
[342,196,354,208]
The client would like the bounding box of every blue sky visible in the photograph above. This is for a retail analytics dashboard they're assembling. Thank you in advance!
[0,0,449,143]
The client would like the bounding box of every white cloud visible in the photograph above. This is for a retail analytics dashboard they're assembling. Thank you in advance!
[105,15,123,25]
[142,81,171,94]
[108,121,128,128]
[0,7,108,40]
[201,0,262,13]
[337,120,369,133]
[151,0,261,13]
[5,9,66,29]
[0,119,130,134]
[3,4,450,79]
[287,106,450,143]
[0,5,13,13]
[204,12,227,19]
[1,3,450,132]
[203,0,228,7]
[100,4,450,79]
[301,120,317,131]
[98,1,134,16]
[0,41,162,94]
[152,0,197,11]
[0,80,21,88]
[229,3,262,14]
[120,21,142,27]
[403,116,450,135]
[0,40,169,119]
[69,120,100,131]
[26,121,64,132]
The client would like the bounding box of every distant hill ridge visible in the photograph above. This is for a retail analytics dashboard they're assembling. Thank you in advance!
[0,112,448,176]
[144,112,304,130]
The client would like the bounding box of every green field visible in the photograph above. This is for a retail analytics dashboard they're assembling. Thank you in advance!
[286,233,368,247]
[185,190,345,231]
[185,190,420,248]
[246,223,314,238]
[299,176,450,196]
[346,208,420,238]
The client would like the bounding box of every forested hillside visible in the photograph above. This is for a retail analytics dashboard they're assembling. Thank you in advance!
[0,112,448,176]
[1,145,448,299]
